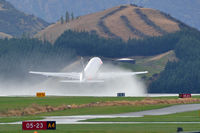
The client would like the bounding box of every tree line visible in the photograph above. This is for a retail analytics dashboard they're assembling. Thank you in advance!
[54,30,181,57]
[0,38,76,82]
[60,11,75,24]
[149,28,200,93]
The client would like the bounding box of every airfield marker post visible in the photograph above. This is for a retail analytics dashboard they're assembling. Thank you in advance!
[22,121,56,130]
[36,92,46,97]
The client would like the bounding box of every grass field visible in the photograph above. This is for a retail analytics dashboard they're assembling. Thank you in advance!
[0,124,200,133]
[37,104,170,116]
[0,104,169,123]
[1,96,200,133]
[1,96,187,113]
[0,96,146,112]
[1,96,200,123]
[84,110,200,122]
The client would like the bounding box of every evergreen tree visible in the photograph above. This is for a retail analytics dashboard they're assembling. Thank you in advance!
[65,11,70,23]
[71,12,74,20]
[60,16,64,24]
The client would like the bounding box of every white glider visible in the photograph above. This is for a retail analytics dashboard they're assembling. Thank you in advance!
[29,57,148,83]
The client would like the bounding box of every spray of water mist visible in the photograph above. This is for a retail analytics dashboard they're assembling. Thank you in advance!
[0,60,147,97]
[35,62,147,97]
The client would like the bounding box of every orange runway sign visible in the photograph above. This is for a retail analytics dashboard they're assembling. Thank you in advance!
[36,92,45,97]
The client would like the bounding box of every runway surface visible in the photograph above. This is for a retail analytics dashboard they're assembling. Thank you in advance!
[0,94,184,97]
[1,93,200,97]
[1,104,200,124]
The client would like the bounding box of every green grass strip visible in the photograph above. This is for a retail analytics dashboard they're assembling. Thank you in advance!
[1,124,200,133]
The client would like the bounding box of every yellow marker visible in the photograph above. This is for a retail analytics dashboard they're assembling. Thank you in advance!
[36,92,45,97]
[48,123,52,128]
[52,123,55,128]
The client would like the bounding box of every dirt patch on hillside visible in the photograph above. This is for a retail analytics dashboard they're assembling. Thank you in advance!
[149,50,178,62]
[1,98,199,117]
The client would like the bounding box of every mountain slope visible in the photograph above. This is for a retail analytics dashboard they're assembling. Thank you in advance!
[0,0,49,37]
[35,5,180,43]
[7,0,200,30]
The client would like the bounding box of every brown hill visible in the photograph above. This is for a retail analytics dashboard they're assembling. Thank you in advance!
[35,5,180,43]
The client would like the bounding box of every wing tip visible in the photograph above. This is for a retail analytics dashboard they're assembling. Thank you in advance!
[29,71,34,73]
